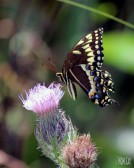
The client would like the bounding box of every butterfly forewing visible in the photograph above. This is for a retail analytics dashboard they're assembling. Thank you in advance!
[66,28,104,69]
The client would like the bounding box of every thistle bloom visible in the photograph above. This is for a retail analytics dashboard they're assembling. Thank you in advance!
[61,134,98,168]
[19,83,64,115]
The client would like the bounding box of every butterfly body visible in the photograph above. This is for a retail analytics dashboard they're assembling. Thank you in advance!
[56,28,117,107]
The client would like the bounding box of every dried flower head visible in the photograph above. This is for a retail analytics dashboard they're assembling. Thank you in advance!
[61,134,97,168]
[19,83,64,115]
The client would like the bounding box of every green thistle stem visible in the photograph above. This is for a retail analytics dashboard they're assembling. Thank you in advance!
[57,0,134,29]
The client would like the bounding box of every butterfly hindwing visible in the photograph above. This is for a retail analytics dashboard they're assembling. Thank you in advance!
[68,65,117,107]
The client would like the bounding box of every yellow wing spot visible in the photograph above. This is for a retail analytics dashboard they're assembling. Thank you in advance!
[107,72,111,77]
[95,45,99,49]
[90,66,94,70]
[87,57,94,63]
[108,99,111,102]
[104,73,108,78]
[100,79,104,84]
[105,96,109,100]
[85,47,92,52]
[88,75,95,83]
[95,99,99,104]
[77,40,84,45]
[99,28,103,31]
[95,30,98,33]
[96,37,99,40]
[96,72,100,76]
[83,44,89,49]
[103,87,106,92]
[72,50,81,54]
[87,51,94,57]
[101,99,105,104]
[88,76,94,83]
[95,33,98,37]
[84,40,92,44]
[107,80,112,86]
[86,34,92,39]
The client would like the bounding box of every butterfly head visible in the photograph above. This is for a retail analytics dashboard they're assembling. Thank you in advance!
[56,72,66,84]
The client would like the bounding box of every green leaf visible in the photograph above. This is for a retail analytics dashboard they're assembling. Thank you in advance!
[103,31,134,74]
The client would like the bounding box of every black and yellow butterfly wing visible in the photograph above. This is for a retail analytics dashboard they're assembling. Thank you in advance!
[64,28,104,70]
[58,28,117,107]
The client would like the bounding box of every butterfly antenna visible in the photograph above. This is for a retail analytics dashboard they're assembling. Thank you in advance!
[32,50,58,73]
[42,57,58,73]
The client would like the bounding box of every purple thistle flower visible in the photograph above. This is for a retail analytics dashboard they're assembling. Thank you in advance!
[19,82,77,164]
[19,83,64,115]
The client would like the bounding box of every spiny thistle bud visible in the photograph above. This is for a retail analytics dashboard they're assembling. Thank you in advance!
[19,83,77,165]
[61,134,98,168]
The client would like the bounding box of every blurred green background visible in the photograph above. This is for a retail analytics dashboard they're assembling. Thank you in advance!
[0,0,134,168]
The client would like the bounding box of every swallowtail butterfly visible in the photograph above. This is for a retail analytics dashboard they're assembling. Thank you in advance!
[56,28,117,107]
